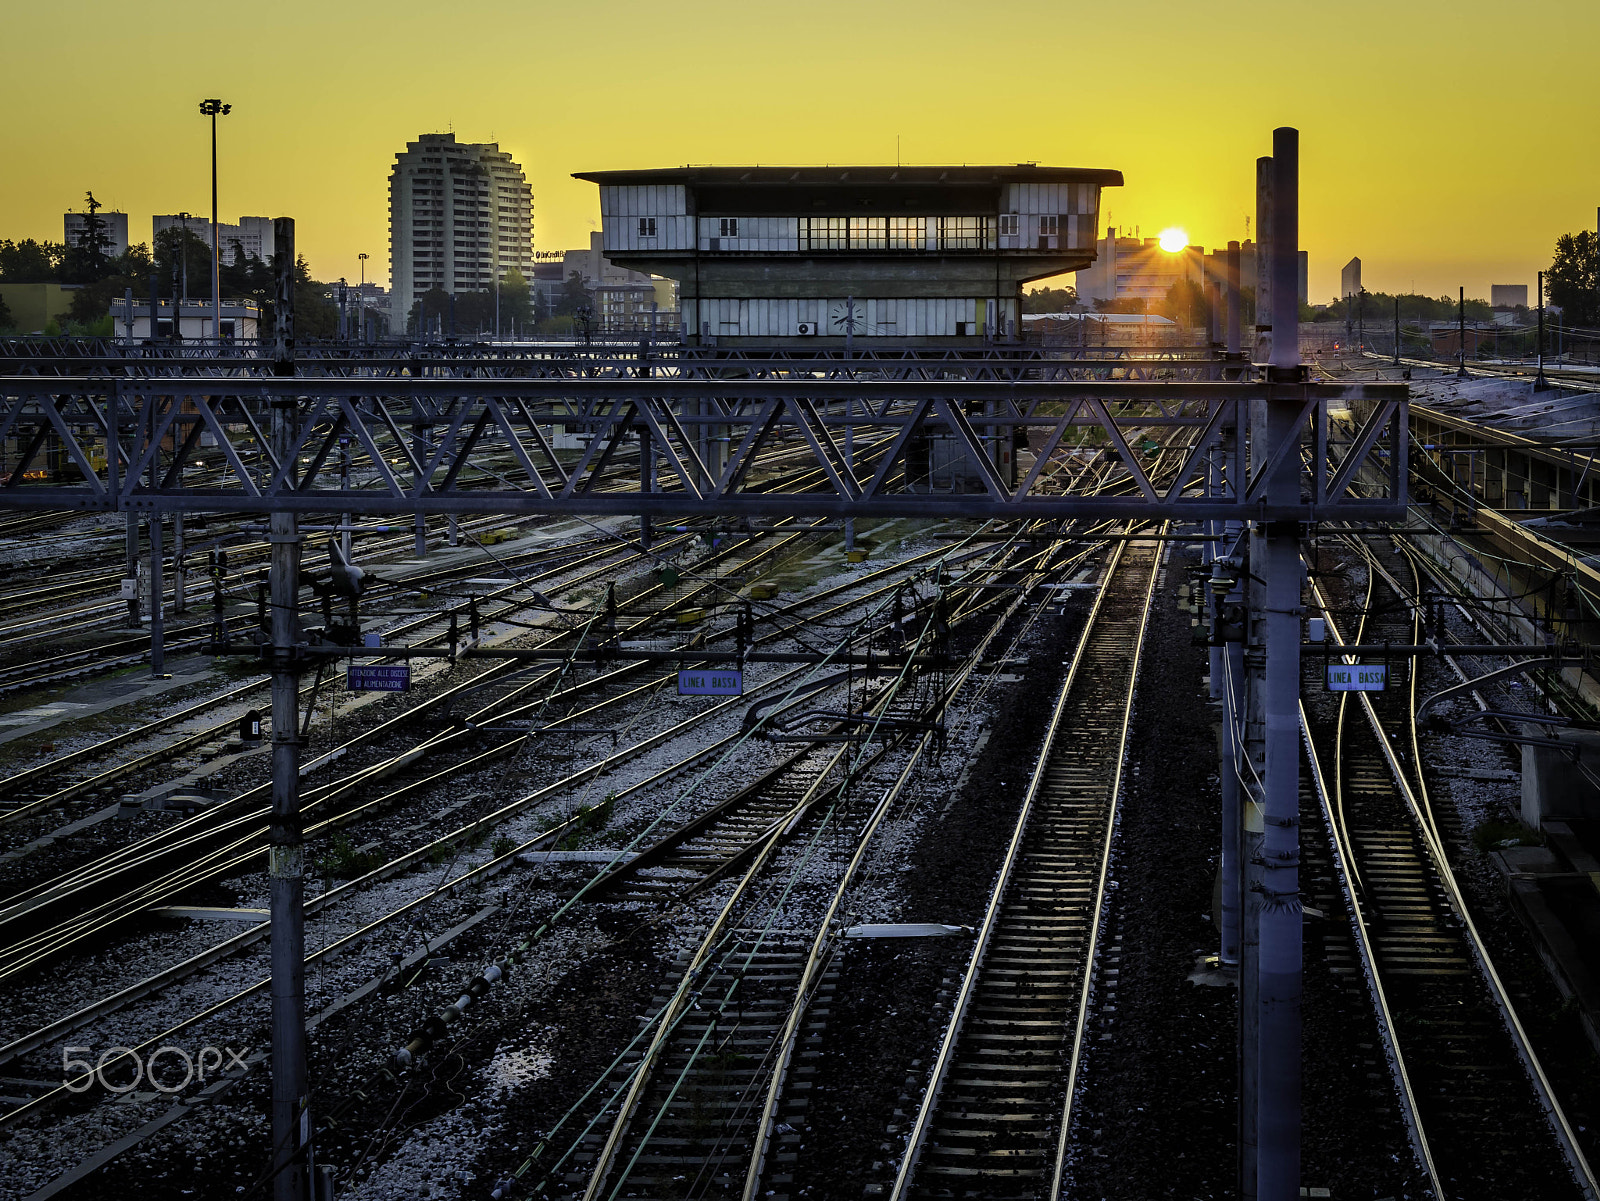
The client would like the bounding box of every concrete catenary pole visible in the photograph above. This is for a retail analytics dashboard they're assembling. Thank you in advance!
[268,216,309,1201]
[1258,125,1304,1201]
[1457,286,1469,379]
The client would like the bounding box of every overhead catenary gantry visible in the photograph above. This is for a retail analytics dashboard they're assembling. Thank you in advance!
[0,374,1405,523]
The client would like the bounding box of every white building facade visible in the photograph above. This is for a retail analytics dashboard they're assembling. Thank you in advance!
[63,210,129,259]
[388,133,534,332]
[575,166,1119,345]
[152,215,276,264]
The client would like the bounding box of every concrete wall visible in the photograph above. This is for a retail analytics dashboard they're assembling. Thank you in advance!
[1522,732,1600,826]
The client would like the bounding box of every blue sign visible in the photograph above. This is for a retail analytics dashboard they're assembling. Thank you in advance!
[348,664,411,692]
[678,669,743,696]
[1327,663,1386,692]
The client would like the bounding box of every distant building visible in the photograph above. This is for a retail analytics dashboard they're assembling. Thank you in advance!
[1491,284,1528,308]
[1341,257,1361,300]
[594,282,667,333]
[387,132,535,331]
[1077,231,1307,309]
[63,210,128,259]
[531,262,568,314]
[112,296,262,342]
[1022,310,1181,347]
[152,215,276,265]
[563,232,654,290]
[576,164,1120,344]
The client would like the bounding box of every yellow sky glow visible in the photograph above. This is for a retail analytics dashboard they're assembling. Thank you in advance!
[3,0,1598,303]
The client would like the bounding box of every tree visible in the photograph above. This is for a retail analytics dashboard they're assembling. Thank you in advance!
[67,243,157,324]
[153,226,215,302]
[0,239,64,282]
[556,270,592,317]
[1093,295,1147,314]
[1548,231,1600,328]
[409,287,453,336]
[0,292,12,331]
[291,256,338,339]
[1023,284,1078,313]
[1158,278,1211,330]
[498,267,534,334]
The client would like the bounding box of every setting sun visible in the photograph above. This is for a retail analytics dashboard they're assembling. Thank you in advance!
[1158,227,1188,253]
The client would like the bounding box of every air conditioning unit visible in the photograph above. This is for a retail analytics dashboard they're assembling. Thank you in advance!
[796,321,819,336]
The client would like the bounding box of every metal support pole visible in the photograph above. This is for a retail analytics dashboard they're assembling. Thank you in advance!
[1457,286,1469,379]
[1255,160,1273,366]
[844,396,856,552]
[268,216,308,1201]
[1394,296,1401,367]
[1210,437,1242,969]
[211,110,221,342]
[1536,271,1548,390]
[639,426,654,550]
[1258,126,1304,1201]
[339,439,351,559]
[1240,152,1274,1201]
[173,513,187,615]
[124,513,141,626]
[1227,240,1242,358]
[149,516,165,676]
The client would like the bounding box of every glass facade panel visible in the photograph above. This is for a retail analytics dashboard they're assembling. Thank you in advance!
[801,217,848,250]
[888,217,926,249]
[938,216,996,250]
[848,217,887,249]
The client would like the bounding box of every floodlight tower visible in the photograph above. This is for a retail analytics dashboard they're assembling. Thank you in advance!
[198,98,232,340]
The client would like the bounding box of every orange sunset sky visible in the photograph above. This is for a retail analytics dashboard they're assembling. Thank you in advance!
[3,0,1597,302]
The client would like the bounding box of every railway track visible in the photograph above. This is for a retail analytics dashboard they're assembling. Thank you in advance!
[518,542,1061,1201]
[885,532,1159,1200]
[1304,536,1599,1200]
[0,530,641,830]
[0,422,1145,1196]
[0,522,1053,1200]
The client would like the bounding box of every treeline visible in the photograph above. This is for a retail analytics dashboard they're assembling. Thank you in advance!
[1317,292,1498,324]
[406,270,600,338]
[0,229,340,337]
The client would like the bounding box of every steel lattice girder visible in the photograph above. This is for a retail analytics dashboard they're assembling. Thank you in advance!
[0,376,1406,521]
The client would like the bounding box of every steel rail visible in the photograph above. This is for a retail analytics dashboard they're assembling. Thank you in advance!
[886,531,1158,1200]
[738,571,1043,1201]
[575,653,937,1201]
[0,525,1015,1050]
[0,533,627,831]
[547,518,1076,1199]
[1314,564,1600,1200]
[0,525,805,972]
[1305,551,1444,1195]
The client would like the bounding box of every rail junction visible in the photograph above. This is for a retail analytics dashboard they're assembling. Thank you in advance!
[0,126,1598,1201]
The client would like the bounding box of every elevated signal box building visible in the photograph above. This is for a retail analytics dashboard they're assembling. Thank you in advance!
[574,165,1121,346]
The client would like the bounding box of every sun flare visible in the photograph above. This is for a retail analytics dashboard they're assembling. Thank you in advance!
[1158,227,1188,253]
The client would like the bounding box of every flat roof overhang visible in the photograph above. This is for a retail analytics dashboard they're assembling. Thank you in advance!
[574,165,1123,216]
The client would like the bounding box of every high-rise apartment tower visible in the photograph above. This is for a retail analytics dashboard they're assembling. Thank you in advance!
[388,132,534,332]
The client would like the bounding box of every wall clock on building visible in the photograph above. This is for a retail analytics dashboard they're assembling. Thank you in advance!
[830,299,865,336]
